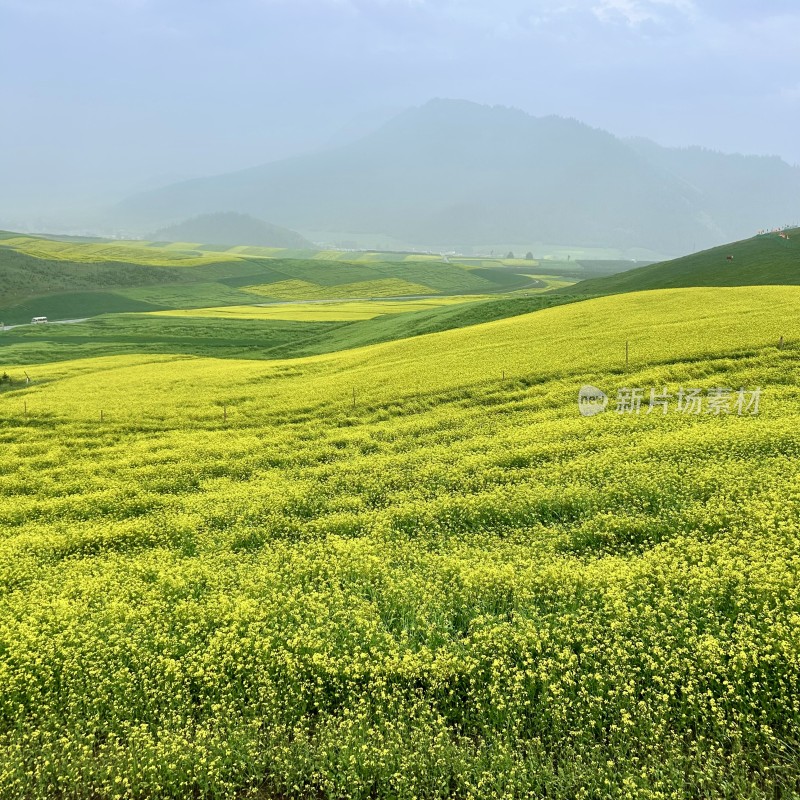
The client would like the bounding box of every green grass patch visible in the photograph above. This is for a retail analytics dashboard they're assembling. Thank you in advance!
[245,278,438,300]
[565,229,800,295]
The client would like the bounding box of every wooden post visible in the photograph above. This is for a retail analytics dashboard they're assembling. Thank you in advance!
[779,335,784,350]
[100,410,104,423]
[352,388,356,409]
[223,405,227,421]
[625,340,629,369]
[24,401,27,416]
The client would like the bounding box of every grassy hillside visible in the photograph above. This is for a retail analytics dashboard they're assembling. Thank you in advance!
[1,286,798,798]
[0,233,556,325]
[276,294,581,359]
[0,245,192,302]
[564,229,800,295]
[152,212,313,249]
[0,315,342,365]
[0,296,575,366]
[0,233,240,268]
[0,234,247,320]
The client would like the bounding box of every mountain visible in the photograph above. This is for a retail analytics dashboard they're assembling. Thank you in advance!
[626,139,800,239]
[561,228,800,296]
[117,99,800,255]
[151,212,312,248]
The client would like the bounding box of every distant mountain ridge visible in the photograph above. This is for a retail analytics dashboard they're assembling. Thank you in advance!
[118,99,800,255]
[151,212,312,248]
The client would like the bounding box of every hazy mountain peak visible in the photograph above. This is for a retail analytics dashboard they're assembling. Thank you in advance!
[151,212,312,249]
[117,100,800,254]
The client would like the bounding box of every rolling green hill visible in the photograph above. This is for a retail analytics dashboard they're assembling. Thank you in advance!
[0,232,554,325]
[0,242,193,301]
[0,295,576,365]
[563,228,800,295]
[151,212,313,249]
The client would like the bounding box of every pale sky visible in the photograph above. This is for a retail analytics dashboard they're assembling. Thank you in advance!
[1,0,799,227]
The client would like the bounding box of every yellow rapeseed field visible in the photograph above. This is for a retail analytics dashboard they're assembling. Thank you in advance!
[0,286,798,799]
[149,297,485,322]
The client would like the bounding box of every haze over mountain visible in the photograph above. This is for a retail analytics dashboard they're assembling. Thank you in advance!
[151,213,312,249]
[117,100,800,256]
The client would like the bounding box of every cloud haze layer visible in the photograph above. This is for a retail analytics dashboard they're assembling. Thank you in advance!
[1,0,798,228]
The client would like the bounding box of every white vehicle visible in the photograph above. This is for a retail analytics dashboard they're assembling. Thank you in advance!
[31,316,48,324]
